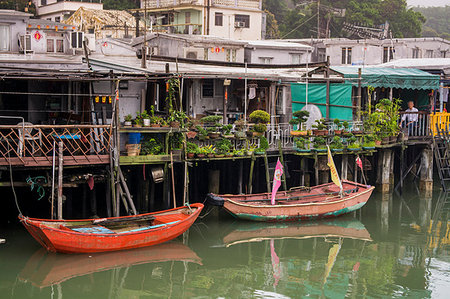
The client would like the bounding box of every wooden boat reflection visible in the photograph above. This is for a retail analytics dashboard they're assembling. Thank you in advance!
[222,218,372,247]
[18,242,202,288]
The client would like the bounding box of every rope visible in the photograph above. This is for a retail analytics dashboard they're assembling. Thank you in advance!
[26,176,48,201]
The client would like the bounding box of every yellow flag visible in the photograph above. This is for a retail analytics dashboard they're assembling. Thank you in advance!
[327,146,342,189]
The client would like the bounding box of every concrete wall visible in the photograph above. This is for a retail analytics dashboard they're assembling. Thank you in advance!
[208,7,262,40]
[34,1,103,21]
[0,15,28,53]
[26,29,72,54]
[245,47,309,64]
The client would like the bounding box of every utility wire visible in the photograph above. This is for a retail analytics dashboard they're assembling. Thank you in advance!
[281,13,318,39]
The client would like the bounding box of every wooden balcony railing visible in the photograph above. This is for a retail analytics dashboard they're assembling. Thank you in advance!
[398,111,431,138]
[0,125,112,167]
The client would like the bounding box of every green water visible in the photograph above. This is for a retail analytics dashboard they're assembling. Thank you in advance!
[0,188,449,298]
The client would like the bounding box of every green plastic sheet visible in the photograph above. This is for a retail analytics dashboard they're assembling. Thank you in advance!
[291,83,353,120]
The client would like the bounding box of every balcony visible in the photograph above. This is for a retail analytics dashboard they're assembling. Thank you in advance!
[141,0,261,9]
[0,125,112,167]
[37,1,103,17]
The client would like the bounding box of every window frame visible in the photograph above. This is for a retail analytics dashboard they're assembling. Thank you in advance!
[215,12,223,26]
[202,79,215,98]
[47,38,55,53]
[235,14,250,28]
[0,24,10,52]
[341,47,352,65]
[56,39,64,53]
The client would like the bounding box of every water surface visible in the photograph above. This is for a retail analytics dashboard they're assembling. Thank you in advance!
[0,187,448,298]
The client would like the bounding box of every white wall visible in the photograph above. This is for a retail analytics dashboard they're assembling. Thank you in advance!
[208,7,262,40]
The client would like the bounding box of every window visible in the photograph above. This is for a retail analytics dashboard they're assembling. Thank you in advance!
[412,48,420,58]
[185,12,191,24]
[426,50,433,58]
[55,16,60,23]
[203,48,208,60]
[47,39,54,52]
[259,57,273,64]
[71,32,83,48]
[0,25,10,52]
[215,13,223,26]
[231,49,236,62]
[235,14,250,28]
[341,47,352,64]
[383,47,394,63]
[41,0,47,5]
[202,80,214,98]
[290,53,302,64]
[56,40,64,53]
[317,48,326,62]
[441,50,447,58]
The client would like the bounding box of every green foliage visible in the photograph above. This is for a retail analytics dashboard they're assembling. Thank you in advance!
[414,6,450,39]
[234,119,246,130]
[0,0,36,14]
[201,115,223,123]
[166,78,180,112]
[290,110,310,127]
[140,110,150,119]
[169,132,183,150]
[258,136,269,151]
[312,119,327,130]
[295,137,310,150]
[103,0,138,10]
[249,110,270,124]
[141,138,163,155]
[124,114,132,122]
[313,136,327,149]
[186,142,199,154]
[222,124,233,135]
[366,98,402,138]
[196,125,208,137]
[253,123,267,133]
[215,138,233,154]
[347,134,361,149]
[330,136,343,149]
[199,145,216,155]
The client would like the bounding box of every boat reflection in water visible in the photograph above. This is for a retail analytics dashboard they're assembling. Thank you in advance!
[19,241,202,288]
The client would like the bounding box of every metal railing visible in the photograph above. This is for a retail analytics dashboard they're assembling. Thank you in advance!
[0,125,112,165]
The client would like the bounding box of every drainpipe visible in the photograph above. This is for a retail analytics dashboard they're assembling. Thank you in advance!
[206,0,210,35]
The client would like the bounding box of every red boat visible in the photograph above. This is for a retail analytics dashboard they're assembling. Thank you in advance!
[207,181,374,222]
[19,203,203,253]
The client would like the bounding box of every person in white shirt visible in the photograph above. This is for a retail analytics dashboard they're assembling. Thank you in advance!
[400,101,418,135]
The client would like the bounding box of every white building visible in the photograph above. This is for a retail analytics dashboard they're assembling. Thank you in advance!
[139,0,264,40]
[290,37,450,66]
[32,0,103,22]
[244,40,312,65]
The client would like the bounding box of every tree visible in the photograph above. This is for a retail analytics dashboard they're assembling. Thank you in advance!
[414,5,450,39]
[0,0,35,14]
[264,10,281,39]
[103,0,138,10]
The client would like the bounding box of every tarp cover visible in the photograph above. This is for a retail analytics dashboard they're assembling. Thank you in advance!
[331,66,439,90]
[291,83,353,120]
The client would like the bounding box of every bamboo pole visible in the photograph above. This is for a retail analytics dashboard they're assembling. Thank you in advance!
[119,167,137,215]
[264,153,271,193]
[248,156,255,194]
[170,152,176,208]
[57,141,63,220]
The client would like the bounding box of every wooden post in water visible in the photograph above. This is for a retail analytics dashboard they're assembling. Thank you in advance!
[105,174,112,217]
[57,141,63,220]
[314,154,319,186]
[90,187,97,217]
[248,156,255,194]
[264,153,271,193]
[419,148,434,193]
[278,140,287,191]
[341,154,348,180]
[237,160,243,194]
[379,149,392,193]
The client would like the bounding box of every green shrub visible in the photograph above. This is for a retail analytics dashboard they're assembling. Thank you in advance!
[253,123,267,133]
[249,110,270,124]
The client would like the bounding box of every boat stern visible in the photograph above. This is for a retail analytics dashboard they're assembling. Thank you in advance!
[206,193,224,206]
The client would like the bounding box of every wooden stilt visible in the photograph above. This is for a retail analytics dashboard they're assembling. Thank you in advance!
[143,176,150,212]
[300,157,305,186]
[314,154,319,186]
[170,152,176,208]
[105,175,112,217]
[115,173,120,216]
[163,162,169,209]
[118,183,129,214]
[264,153,271,193]
[150,179,155,211]
[238,160,243,194]
[90,188,97,217]
[341,154,348,181]
[248,156,255,194]
[119,167,137,215]
[57,141,63,220]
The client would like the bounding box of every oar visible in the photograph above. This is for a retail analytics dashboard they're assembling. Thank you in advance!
[239,188,358,203]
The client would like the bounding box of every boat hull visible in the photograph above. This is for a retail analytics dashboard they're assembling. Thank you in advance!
[19,204,203,253]
[208,181,374,222]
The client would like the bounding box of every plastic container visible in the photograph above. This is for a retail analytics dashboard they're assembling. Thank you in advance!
[128,133,141,144]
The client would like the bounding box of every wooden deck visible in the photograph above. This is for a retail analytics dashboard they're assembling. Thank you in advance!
[0,155,110,167]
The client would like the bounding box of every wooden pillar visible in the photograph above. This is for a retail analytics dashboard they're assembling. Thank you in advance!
[264,154,271,192]
[57,141,63,220]
[379,149,392,193]
[209,169,220,194]
[150,179,155,211]
[90,188,97,217]
[163,162,169,209]
[300,157,305,186]
[248,156,255,194]
[325,56,330,119]
[238,160,243,194]
[105,176,112,217]
[419,148,433,192]
[341,154,348,180]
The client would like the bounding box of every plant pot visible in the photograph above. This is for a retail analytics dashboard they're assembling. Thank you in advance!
[208,132,220,139]
[124,121,132,127]
[143,118,151,127]
[133,124,142,128]
[334,130,342,135]
[352,130,363,135]
[296,148,311,153]
[234,131,246,139]
[197,154,205,158]
[207,153,215,158]
[363,146,376,150]
[331,148,343,152]
[290,131,303,137]
[187,153,195,159]
[198,135,209,141]
[382,137,390,144]
[170,121,180,128]
[161,124,169,128]
[186,131,197,139]
[348,147,361,151]
[150,124,161,128]
[254,150,265,155]
[126,144,141,156]
[226,154,234,158]
[215,154,225,158]
[253,131,264,137]
[222,134,234,139]
[314,148,327,152]
[313,130,327,136]
[375,140,382,146]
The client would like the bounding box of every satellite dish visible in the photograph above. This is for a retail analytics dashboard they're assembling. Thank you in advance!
[301,104,322,130]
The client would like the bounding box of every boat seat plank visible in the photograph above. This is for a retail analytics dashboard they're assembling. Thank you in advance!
[117,221,180,234]
[71,226,116,234]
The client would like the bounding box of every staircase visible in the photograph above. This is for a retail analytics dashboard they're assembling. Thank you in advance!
[433,124,450,192]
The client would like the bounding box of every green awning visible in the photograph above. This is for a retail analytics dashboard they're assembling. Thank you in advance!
[331,66,440,90]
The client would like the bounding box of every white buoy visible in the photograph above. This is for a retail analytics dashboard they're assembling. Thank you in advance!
[0,238,5,244]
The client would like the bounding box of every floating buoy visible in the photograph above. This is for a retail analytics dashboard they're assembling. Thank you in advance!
[0,238,5,244]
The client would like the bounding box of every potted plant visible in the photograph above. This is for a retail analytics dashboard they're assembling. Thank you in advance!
[233,148,245,156]
[362,134,376,149]
[330,136,344,152]
[312,136,327,152]
[215,138,232,158]
[201,115,222,139]
[197,146,206,158]
[141,110,151,127]
[347,134,361,151]
[160,119,169,128]
[169,132,183,155]
[246,144,257,156]
[294,137,311,152]
[333,119,342,135]
[203,145,216,158]
[255,136,269,154]
[196,125,209,141]
[186,142,199,159]
[234,119,247,139]
[124,114,133,127]
[342,121,351,136]
[249,110,270,137]
[126,144,141,156]
[290,110,310,136]
[141,138,163,156]
[222,124,233,138]
[312,119,328,136]
[133,113,143,128]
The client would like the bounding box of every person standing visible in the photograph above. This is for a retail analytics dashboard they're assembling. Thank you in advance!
[400,101,418,136]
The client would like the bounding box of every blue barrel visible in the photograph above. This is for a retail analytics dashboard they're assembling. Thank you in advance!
[128,133,141,144]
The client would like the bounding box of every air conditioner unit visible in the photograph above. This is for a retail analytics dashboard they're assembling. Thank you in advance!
[19,34,33,54]
[70,31,84,49]
[235,22,245,28]
[184,48,203,59]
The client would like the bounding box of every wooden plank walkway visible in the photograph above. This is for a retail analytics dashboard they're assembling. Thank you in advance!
[0,155,110,167]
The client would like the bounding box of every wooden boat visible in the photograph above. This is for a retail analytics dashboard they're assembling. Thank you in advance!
[222,218,372,247]
[19,203,203,253]
[207,180,374,222]
[19,242,202,288]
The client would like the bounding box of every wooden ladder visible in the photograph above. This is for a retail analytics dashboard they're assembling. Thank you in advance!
[433,123,450,192]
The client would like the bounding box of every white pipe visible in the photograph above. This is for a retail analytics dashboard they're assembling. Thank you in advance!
[244,62,248,126]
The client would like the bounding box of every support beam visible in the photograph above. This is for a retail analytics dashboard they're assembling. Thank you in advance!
[341,154,348,181]
[419,148,434,192]
[57,141,63,220]
[248,157,255,194]
[264,154,271,193]
[379,149,393,193]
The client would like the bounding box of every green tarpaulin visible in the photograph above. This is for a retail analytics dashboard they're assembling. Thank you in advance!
[291,83,353,120]
[331,66,440,90]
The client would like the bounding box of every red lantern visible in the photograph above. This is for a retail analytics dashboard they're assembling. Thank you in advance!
[33,31,42,41]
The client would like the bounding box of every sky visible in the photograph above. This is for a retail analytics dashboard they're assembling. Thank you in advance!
[407,0,450,6]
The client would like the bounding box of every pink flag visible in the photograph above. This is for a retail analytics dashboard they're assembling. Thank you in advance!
[271,159,283,205]
[270,239,281,287]
[356,156,363,170]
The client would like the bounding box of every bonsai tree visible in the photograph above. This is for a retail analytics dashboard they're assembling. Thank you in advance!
[330,136,343,150]
[124,114,133,123]
[222,124,233,136]
[141,138,163,155]
[363,134,376,148]
[312,119,327,131]
[347,134,361,149]
[333,119,342,133]
[215,138,232,154]
[294,137,310,150]
[201,115,223,134]
[313,136,327,150]
[289,110,310,131]
[249,110,270,133]
[256,136,269,153]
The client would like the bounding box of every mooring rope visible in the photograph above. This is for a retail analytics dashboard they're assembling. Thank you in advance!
[26,176,47,201]
[7,148,23,217]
